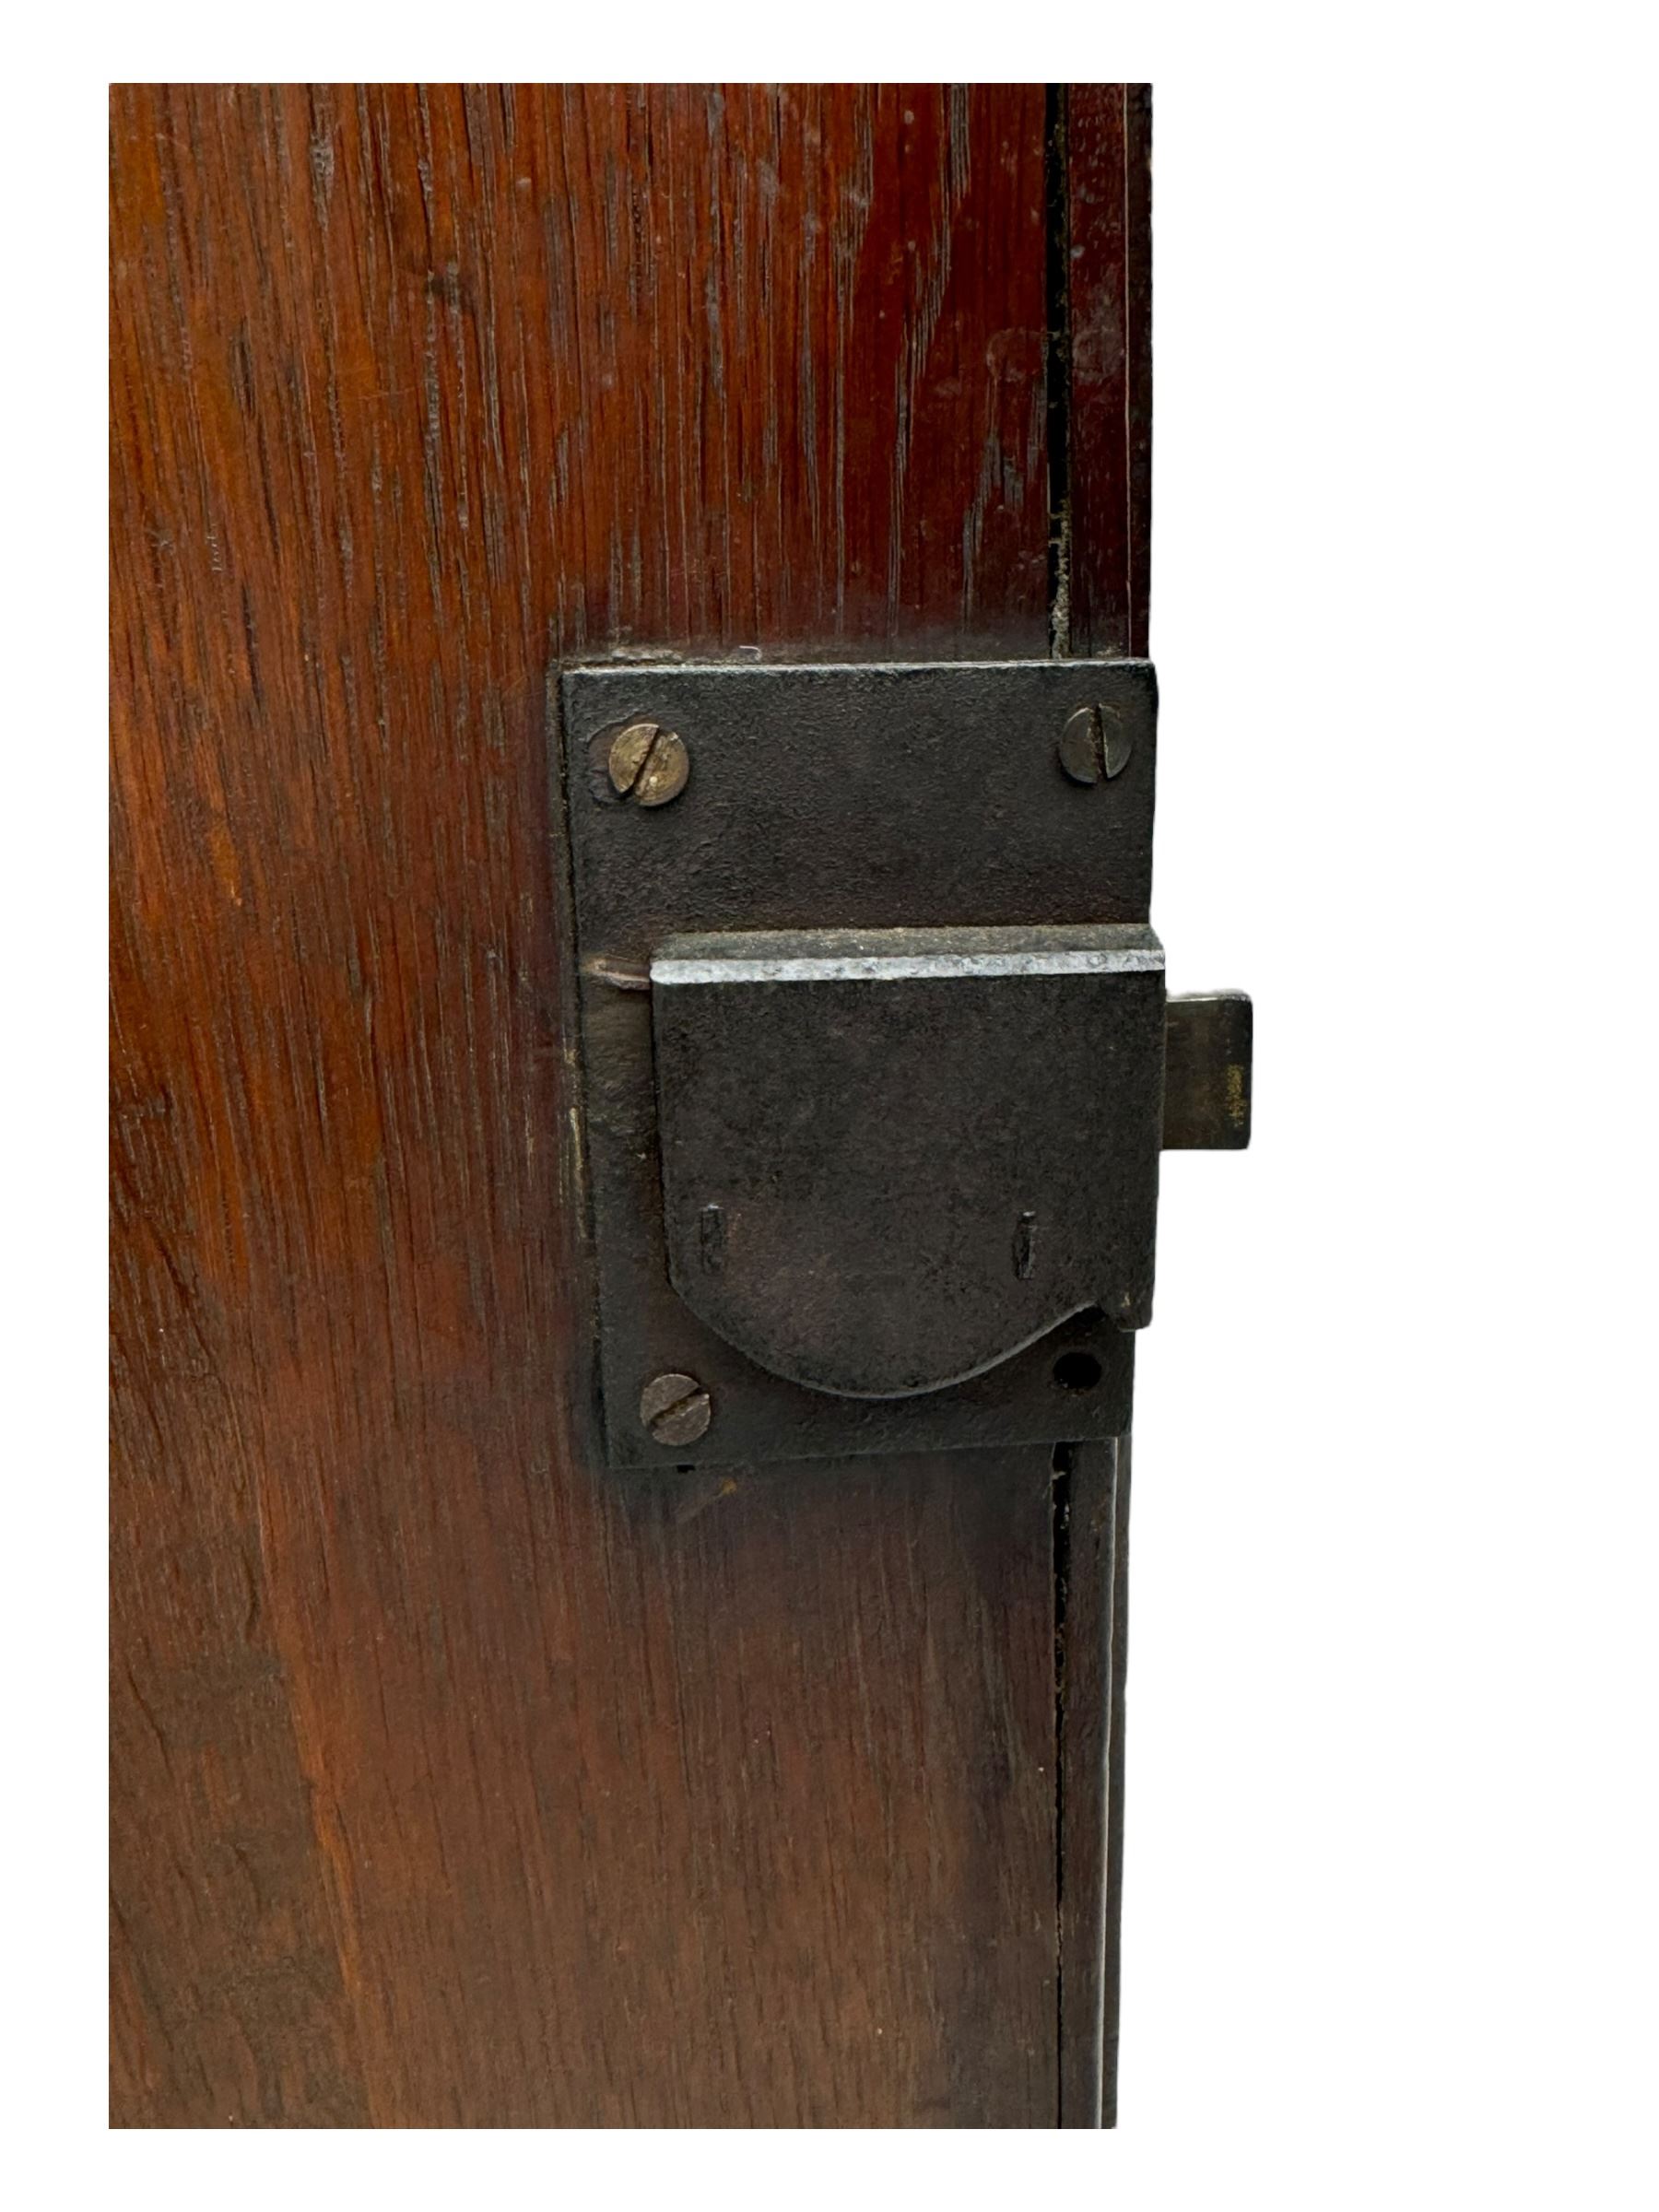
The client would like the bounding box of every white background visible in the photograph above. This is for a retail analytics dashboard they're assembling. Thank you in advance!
[9,2,1653,2202]
[1137,65,1654,2198]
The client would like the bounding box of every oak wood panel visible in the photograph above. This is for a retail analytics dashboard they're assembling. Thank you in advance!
[112,82,1069,2128]
[1063,83,1152,660]
[1051,82,1151,2128]
[1054,1441,1132,2127]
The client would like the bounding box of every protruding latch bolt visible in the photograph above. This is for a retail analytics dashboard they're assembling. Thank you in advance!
[639,1371,712,1447]
[606,720,690,807]
[1057,701,1135,786]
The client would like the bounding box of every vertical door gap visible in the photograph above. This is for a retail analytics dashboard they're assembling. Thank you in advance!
[1050,1437,1076,2125]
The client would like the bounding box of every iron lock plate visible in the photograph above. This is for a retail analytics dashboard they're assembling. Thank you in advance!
[558,660,1246,1469]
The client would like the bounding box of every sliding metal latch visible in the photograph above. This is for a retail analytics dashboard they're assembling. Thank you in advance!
[559,662,1250,1469]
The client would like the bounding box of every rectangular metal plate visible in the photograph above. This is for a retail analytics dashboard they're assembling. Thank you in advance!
[559,660,1159,1469]
[653,925,1165,1398]
[1162,993,1253,1148]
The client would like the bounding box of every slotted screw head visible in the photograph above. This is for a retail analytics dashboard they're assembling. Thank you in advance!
[639,1371,712,1447]
[607,720,690,807]
[1057,702,1135,786]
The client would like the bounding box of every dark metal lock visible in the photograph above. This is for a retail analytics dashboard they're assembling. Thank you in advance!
[559,661,1249,1468]
[653,924,1167,1398]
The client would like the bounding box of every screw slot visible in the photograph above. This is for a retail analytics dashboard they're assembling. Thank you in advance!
[640,1370,712,1446]
[1057,702,1134,786]
[594,720,691,808]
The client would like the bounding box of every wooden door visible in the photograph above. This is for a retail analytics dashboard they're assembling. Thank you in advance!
[110,82,1150,2128]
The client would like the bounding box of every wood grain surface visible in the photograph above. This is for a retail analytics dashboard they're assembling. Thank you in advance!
[1062,83,1153,660]
[1054,1441,1133,2127]
[111,82,1149,2127]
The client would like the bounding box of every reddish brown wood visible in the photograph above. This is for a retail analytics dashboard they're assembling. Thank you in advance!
[111,81,1149,2128]
[1063,84,1153,659]
[1055,1441,1133,2127]
[1051,81,1151,2131]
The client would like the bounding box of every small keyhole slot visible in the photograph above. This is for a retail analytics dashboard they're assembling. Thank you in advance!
[1052,1350,1103,1393]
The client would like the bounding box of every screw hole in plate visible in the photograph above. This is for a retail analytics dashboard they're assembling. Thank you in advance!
[1052,1349,1103,1393]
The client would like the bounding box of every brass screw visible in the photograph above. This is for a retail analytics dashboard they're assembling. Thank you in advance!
[1057,702,1134,786]
[640,1371,712,1447]
[607,720,690,807]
